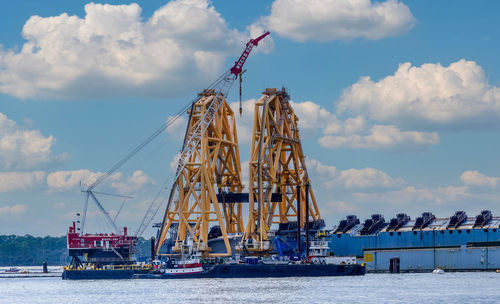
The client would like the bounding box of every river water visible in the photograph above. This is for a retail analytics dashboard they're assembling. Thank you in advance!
[1,272,499,303]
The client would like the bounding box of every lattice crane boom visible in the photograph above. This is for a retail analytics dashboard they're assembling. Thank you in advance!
[153,32,270,253]
[240,88,322,253]
[135,71,234,238]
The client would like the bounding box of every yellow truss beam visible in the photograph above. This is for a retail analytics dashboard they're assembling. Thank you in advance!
[156,90,244,257]
[241,88,321,253]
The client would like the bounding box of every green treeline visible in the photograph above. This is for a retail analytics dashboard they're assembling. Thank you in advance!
[0,235,67,266]
[0,235,152,266]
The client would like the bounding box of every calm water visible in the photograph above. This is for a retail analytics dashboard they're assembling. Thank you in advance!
[1,272,500,303]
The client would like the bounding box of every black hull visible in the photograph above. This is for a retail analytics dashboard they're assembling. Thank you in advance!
[134,263,365,280]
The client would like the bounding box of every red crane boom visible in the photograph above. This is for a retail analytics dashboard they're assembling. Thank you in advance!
[230,31,270,76]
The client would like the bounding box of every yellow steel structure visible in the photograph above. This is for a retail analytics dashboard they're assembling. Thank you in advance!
[241,88,321,252]
[156,89,244,257]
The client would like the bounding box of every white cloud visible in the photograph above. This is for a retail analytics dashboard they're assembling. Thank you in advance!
[47,169,153,193]
[0,204,28,216]
[461,170,500,188]
[319,118,439,150]
[353,185,469,205]
[255,0,415,42]
[246,23,275,54]
[313,167,500,223]
[47,169,102,191]
[230,99,257,144]
[0,171,45,193]
[338,60,500,129]
[0,0,266,100]
[0,112,66,169]
[230,99,336,144]
[307,159,338,179]
[231,97,439,150]
[317,59,500,150]
[290,101,335,137]
[307,158,404,190]
[169,153,181,173]
[323,201,357,214]
[111,170,155,194]
[166,115,187,139]
[53,202,66,209]
[240,160,250,188]
[331,167,405,189]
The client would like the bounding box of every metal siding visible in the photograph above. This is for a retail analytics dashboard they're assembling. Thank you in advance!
[330,216,500,271]
[365,246,500,271]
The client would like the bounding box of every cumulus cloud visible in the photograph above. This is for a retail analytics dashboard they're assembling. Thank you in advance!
[169,153,181,173]
[290,101,335,137]
[230,99,336,144]
[315,59,500,150]
[353,185,469,205]
[306,159,338,179]
[166,115,187,139]
[338,60,500,130]
[46,169,152,193]
[0,112,66,169]
[255,0,416,42]
[47,169,103,191]
[307,158,404,190]
[319,116,439,150]
[332,168,405,189]
[0,171,45,193]
[461,170,500,188]
[229,99,257,144]
[230,96,439,150]
[0,204,28,216]
[111,170,155,193]
[323,201,357,214]
[314,167,500,222]
[0,0,270,100]
[53,202,66,209]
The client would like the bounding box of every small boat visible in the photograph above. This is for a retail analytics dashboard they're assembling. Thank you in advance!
[5,268,20,273]
[432,268,445,274]
[261,255,290,265]
[158,238,205,276]
[261,259,290,265]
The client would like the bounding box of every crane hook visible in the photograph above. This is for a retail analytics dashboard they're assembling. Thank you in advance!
[239,69,247,116]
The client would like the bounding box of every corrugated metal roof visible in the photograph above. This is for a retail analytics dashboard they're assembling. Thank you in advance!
[342,216,500,236]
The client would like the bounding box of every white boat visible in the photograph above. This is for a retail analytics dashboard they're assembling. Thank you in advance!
[308,238,357,265]
[432,268,445,274]
[261,255,290,265]
[162,237,205,275]
[163,261,204,275]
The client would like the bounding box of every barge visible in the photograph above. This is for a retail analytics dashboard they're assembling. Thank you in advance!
[63,221,151,280]
[330,210,500,272]
[134,263,365,279]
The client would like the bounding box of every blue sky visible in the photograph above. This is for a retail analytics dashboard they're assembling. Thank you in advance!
[1,0,500,236]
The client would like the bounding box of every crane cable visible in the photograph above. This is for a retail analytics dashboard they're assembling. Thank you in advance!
[85,67,237,192]
[85,99,196,192]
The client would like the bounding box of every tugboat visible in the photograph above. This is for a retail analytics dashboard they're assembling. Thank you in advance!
[308,236,357,265]
[157,238,205,276]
